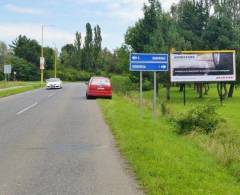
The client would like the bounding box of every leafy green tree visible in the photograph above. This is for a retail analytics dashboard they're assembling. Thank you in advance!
[203,16,235,49]
[74,32,82,69]
[93,25,102,71]
[0,41,7,65]
[100,48,116,73]
[10,35,41,66]
[114,45,130,73]
[125,0,161,52]
[60,44,76,68]
[43,47,55,70]
[5,55,39,81]
[173,0,210,49]
[82,23,93,71]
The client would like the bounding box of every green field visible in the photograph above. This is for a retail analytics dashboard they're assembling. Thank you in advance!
[98,85,240,194]
[0,81,42,98]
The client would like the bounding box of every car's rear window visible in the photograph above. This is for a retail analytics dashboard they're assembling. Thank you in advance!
[47,78,60,82]
[91,78,110,86]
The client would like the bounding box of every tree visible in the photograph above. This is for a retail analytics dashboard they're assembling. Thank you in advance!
[60,44,76,68]
[100,48,116,73]
[173,0,210,49]
[43,47,55,70]
[93,25,102,71]
[5,55,39,81]
[125,0,161,52]
[74,32,82,69]
[0,41,7,66]
[10,35,41,66]
[82,23,93,71]
[114,45,130,73]
[203,16,235,49]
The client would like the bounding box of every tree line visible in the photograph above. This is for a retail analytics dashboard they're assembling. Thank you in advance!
[0,22,129,81]
[124,0,240,98]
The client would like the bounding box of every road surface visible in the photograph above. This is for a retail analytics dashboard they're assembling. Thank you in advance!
[0,83,143,195]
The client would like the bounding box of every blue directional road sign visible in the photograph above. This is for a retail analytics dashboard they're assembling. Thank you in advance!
[130,53,168,71]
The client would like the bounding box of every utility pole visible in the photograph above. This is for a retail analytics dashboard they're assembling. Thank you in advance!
[54,49,57,78]
[53,43,57,78]
[40,24,55,86]
[41,24,44,87]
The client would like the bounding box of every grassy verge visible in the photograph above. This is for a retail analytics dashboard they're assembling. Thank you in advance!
[0,82,41,98]
[130,86,240,179]
[98,94,240,194]
[0,81,31,89]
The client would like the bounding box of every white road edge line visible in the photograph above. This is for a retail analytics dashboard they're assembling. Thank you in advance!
[16,102,38,115]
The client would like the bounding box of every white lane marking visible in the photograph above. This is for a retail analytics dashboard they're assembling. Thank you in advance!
[16,102,38,115]
[48,92,56,98]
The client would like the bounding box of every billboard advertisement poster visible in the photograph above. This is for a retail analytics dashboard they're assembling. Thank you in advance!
[170,51,236,82]
[40,57,45,70]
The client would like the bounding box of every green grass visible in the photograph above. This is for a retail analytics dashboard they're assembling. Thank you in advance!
[0,81,41,98]
[128,86,240,177]
[0,81,31,89]
[129,85,240,134]
[98,94,240,194]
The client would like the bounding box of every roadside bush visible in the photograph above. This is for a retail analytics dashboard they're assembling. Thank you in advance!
[176,104,222,134]
[9,56,39,81]
[55,69,92,81]
[111,75,137,94]
[78,71,92,81]
[143,79,152,91]
[161,102,170,116]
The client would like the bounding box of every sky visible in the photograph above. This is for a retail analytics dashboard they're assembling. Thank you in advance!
[0,0,179,51]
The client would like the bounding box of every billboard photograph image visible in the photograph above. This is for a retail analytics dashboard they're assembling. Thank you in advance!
[171,51,236,82]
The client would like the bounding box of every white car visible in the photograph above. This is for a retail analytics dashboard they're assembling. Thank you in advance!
[46,78,62,89]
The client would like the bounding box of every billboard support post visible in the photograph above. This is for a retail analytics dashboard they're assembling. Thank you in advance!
[183,83,186,106]
[220,82,223,105]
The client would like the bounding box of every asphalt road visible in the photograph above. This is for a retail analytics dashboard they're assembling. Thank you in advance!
[0,83,143,195]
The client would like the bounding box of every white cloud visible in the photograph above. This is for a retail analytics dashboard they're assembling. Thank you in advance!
[5,4,45,15]
[0,0,180,50]
[160,0,179,11]
[0,23,74,49]
[71,0,177,24]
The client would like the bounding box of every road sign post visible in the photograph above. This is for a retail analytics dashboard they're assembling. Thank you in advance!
[153,72,157,116]
[140,71,143,117]
[4,65,12,82]
[130,53,168,116]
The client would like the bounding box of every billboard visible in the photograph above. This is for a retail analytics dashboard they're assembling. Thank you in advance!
[170,51,236,82]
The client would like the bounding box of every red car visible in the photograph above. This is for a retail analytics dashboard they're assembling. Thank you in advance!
[86,77,112,99]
